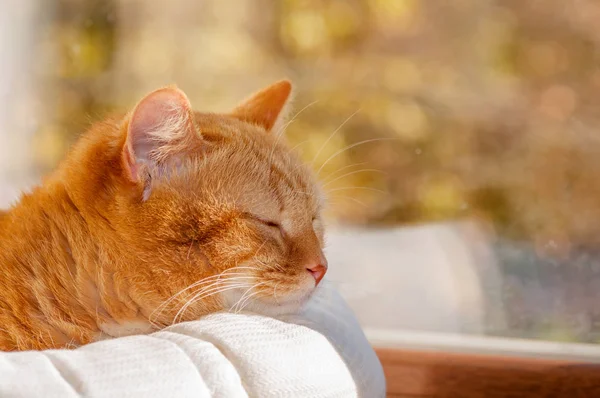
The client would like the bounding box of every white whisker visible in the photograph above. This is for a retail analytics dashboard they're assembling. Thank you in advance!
[326,186,386,195]
[273,282,282,305]
[275,100,320,139]
[256,258,284,272]
[316,137,397,176]
[230,282,266,313]
[173,282,251,324]
[311,109,361,167]
[236,290,262,314]
[186,238,195,260]
[326,195,368,208]
[150,267,258,323]
[268,100,320,173]
[289,139,310,154]
[321,162,368,184]
[322,169,383,188]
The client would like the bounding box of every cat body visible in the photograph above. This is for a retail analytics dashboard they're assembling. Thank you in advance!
[0,81,328,351]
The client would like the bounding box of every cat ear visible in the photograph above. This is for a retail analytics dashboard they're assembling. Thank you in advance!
[231,80,293,133]
[122,86,199,184]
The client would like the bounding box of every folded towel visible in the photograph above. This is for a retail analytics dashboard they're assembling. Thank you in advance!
[0,282,385,397]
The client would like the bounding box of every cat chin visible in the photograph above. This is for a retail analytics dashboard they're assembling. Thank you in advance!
[240,299,306,317]
[220,286,314,317]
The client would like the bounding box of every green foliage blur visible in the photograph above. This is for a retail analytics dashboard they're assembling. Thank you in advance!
[29,0,600,342]
[37,0,600,251]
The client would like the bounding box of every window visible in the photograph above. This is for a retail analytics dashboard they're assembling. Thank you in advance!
[2,0,600,395]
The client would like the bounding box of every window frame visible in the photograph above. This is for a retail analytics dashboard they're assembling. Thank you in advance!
[376,347,600,397]
[370,330,600,397]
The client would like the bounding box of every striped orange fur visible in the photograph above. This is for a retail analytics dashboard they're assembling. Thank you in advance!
[0,80,327,351]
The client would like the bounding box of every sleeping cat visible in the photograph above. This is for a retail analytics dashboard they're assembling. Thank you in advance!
[0,80,328,351]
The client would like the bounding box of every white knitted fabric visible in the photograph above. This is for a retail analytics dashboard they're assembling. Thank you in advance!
[0,282,385,397]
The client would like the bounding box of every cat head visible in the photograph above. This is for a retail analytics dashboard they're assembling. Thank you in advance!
[67,80,327,325]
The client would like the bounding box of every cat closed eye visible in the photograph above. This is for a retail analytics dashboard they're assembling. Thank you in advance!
[242,212,282,231]
[259,219,285,239]
[263,220,281,229]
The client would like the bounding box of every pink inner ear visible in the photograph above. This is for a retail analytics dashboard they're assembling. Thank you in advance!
[122,86,196,183]
[128,96,165,161]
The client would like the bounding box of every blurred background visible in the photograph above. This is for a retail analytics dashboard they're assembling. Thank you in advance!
[2,0,600,345]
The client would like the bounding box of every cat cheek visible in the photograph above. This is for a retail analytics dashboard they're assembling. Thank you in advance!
[259,228,285,250]
[312,218,324,239]
[184,243,212,269]
[312,218,321,230]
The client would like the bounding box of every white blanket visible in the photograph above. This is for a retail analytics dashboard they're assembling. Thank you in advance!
[0,283,385,397]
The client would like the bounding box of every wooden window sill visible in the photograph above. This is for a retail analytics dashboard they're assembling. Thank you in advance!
[370,330,600,397]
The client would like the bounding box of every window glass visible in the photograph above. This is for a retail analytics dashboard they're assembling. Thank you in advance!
[1,0,599,346]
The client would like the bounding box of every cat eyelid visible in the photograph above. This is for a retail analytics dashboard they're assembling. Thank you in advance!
[262,219,281,229]
[241,212,282,229]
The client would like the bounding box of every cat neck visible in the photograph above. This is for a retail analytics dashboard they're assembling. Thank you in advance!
[0,177,151,350]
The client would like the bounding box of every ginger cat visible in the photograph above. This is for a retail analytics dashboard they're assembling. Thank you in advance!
[0,80,328,351]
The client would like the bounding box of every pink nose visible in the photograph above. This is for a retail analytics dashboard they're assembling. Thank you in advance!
[306,263,327,286]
